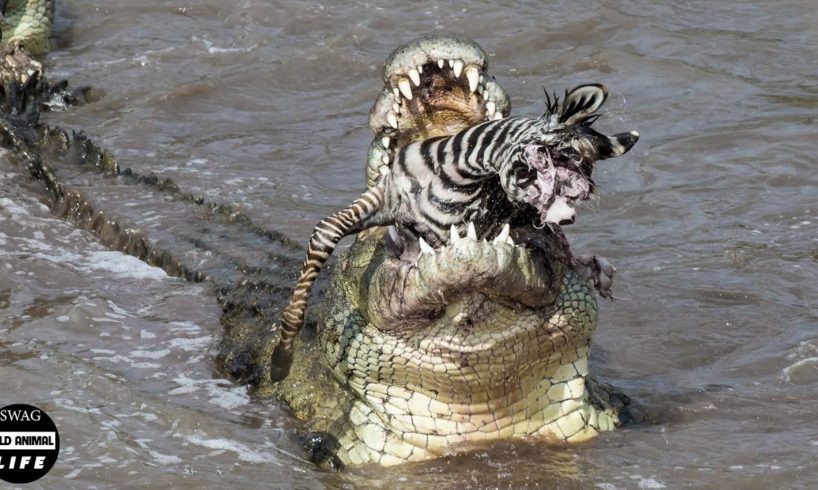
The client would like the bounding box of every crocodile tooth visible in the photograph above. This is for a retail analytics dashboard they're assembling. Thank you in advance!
[479,74,484,84]
[506,236,515,246]
[398,78,413,100]
[408,68,421,87]
[486,101,496,117]
[387,112,398,129]
[419,237,435,255]
[393,87,400,98]
[448,59,454,67]
[382,136,391,148]
[387,225,399,242]
[478,85,484,95]
[379,165,390,176]
[382,155,390,164]
[449,225,460,244]
[465,66,479,93]
[492,111,503,120]
[417,64,423,74]
[437,59,445,69]
[453,60,464,78]
[392,102,401,114]
[467,221,477,240]
[492,223,510,246]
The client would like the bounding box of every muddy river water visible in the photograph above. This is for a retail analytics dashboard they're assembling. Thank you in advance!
[1,0,817,488]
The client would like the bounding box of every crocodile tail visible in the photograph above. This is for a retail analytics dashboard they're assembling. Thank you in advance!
[269,182,389,382]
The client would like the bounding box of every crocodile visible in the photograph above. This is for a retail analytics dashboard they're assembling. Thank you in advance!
[0,0,53,112]
[0,4,639,469]
[268,36,638,468]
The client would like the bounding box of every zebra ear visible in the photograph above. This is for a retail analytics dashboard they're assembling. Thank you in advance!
[559,84,608,126]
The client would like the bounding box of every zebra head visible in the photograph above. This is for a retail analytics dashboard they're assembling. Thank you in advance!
[546,83,640,165]
[499,84,639,226]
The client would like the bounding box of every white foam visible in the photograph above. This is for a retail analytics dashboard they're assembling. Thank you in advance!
[150,450,182,465]
[129,348,171,360]
[168,335,212,351]
[0,197,29,217]
[91,354,162,369]
[638,478,666,489]
[781,357,818,383]
[85,251,168,280]
[207,385,250,410]
[183,433,277,464]
[90,349,117,355]
[107,300,131,317]
[169,321,201,332]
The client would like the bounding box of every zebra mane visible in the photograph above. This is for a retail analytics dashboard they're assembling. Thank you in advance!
[542,87,560,116]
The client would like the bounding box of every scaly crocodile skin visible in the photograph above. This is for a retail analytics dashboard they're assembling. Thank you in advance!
[313,228,623,466]
[1,0,53,55]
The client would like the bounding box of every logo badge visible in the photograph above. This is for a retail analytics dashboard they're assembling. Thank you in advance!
[0,404,60,484]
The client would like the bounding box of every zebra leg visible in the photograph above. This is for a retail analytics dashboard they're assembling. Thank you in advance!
[269,183,389,382]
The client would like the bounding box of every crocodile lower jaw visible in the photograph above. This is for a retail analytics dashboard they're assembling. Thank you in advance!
[332,343,620,466]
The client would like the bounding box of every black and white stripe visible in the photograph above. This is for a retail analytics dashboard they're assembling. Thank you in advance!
[384,116,543,242]
[270,118,542,381]
[270,83,638,382]
[270,117,546,380]
[269,182,388,381]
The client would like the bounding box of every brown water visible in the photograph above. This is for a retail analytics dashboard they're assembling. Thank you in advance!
[2,0,818,488]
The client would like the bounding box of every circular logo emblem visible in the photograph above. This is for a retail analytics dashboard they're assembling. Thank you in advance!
[0,404,60,484]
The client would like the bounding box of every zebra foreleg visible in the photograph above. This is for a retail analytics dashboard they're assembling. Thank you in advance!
[269,182,389,382]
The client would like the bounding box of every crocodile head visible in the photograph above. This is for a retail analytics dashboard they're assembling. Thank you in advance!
[365,35,511,188]
[295,36,636,467]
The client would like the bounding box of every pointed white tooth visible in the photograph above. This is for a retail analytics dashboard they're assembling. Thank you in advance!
[379,165,390,176]
[449,225,460,244]
[417,64,423,74]
[392,102,401,114]
[465,66,479,93]
[506,236,515,246]
[479,74,484,84]
[382,136,391,148]
[477,85,484,95]
[467,221,477,240]
[387,112,398,129]
[419,237,435,255]
[382,155,389,164]
[453,60,463,78]
[448,59,454,67]
[492,111,503,120]
[398,78,413,100]
[392,87,400,98]
[492,223,510,246]
[408,68,421,87]
[437,59,445,69]
[486,101,496,116]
